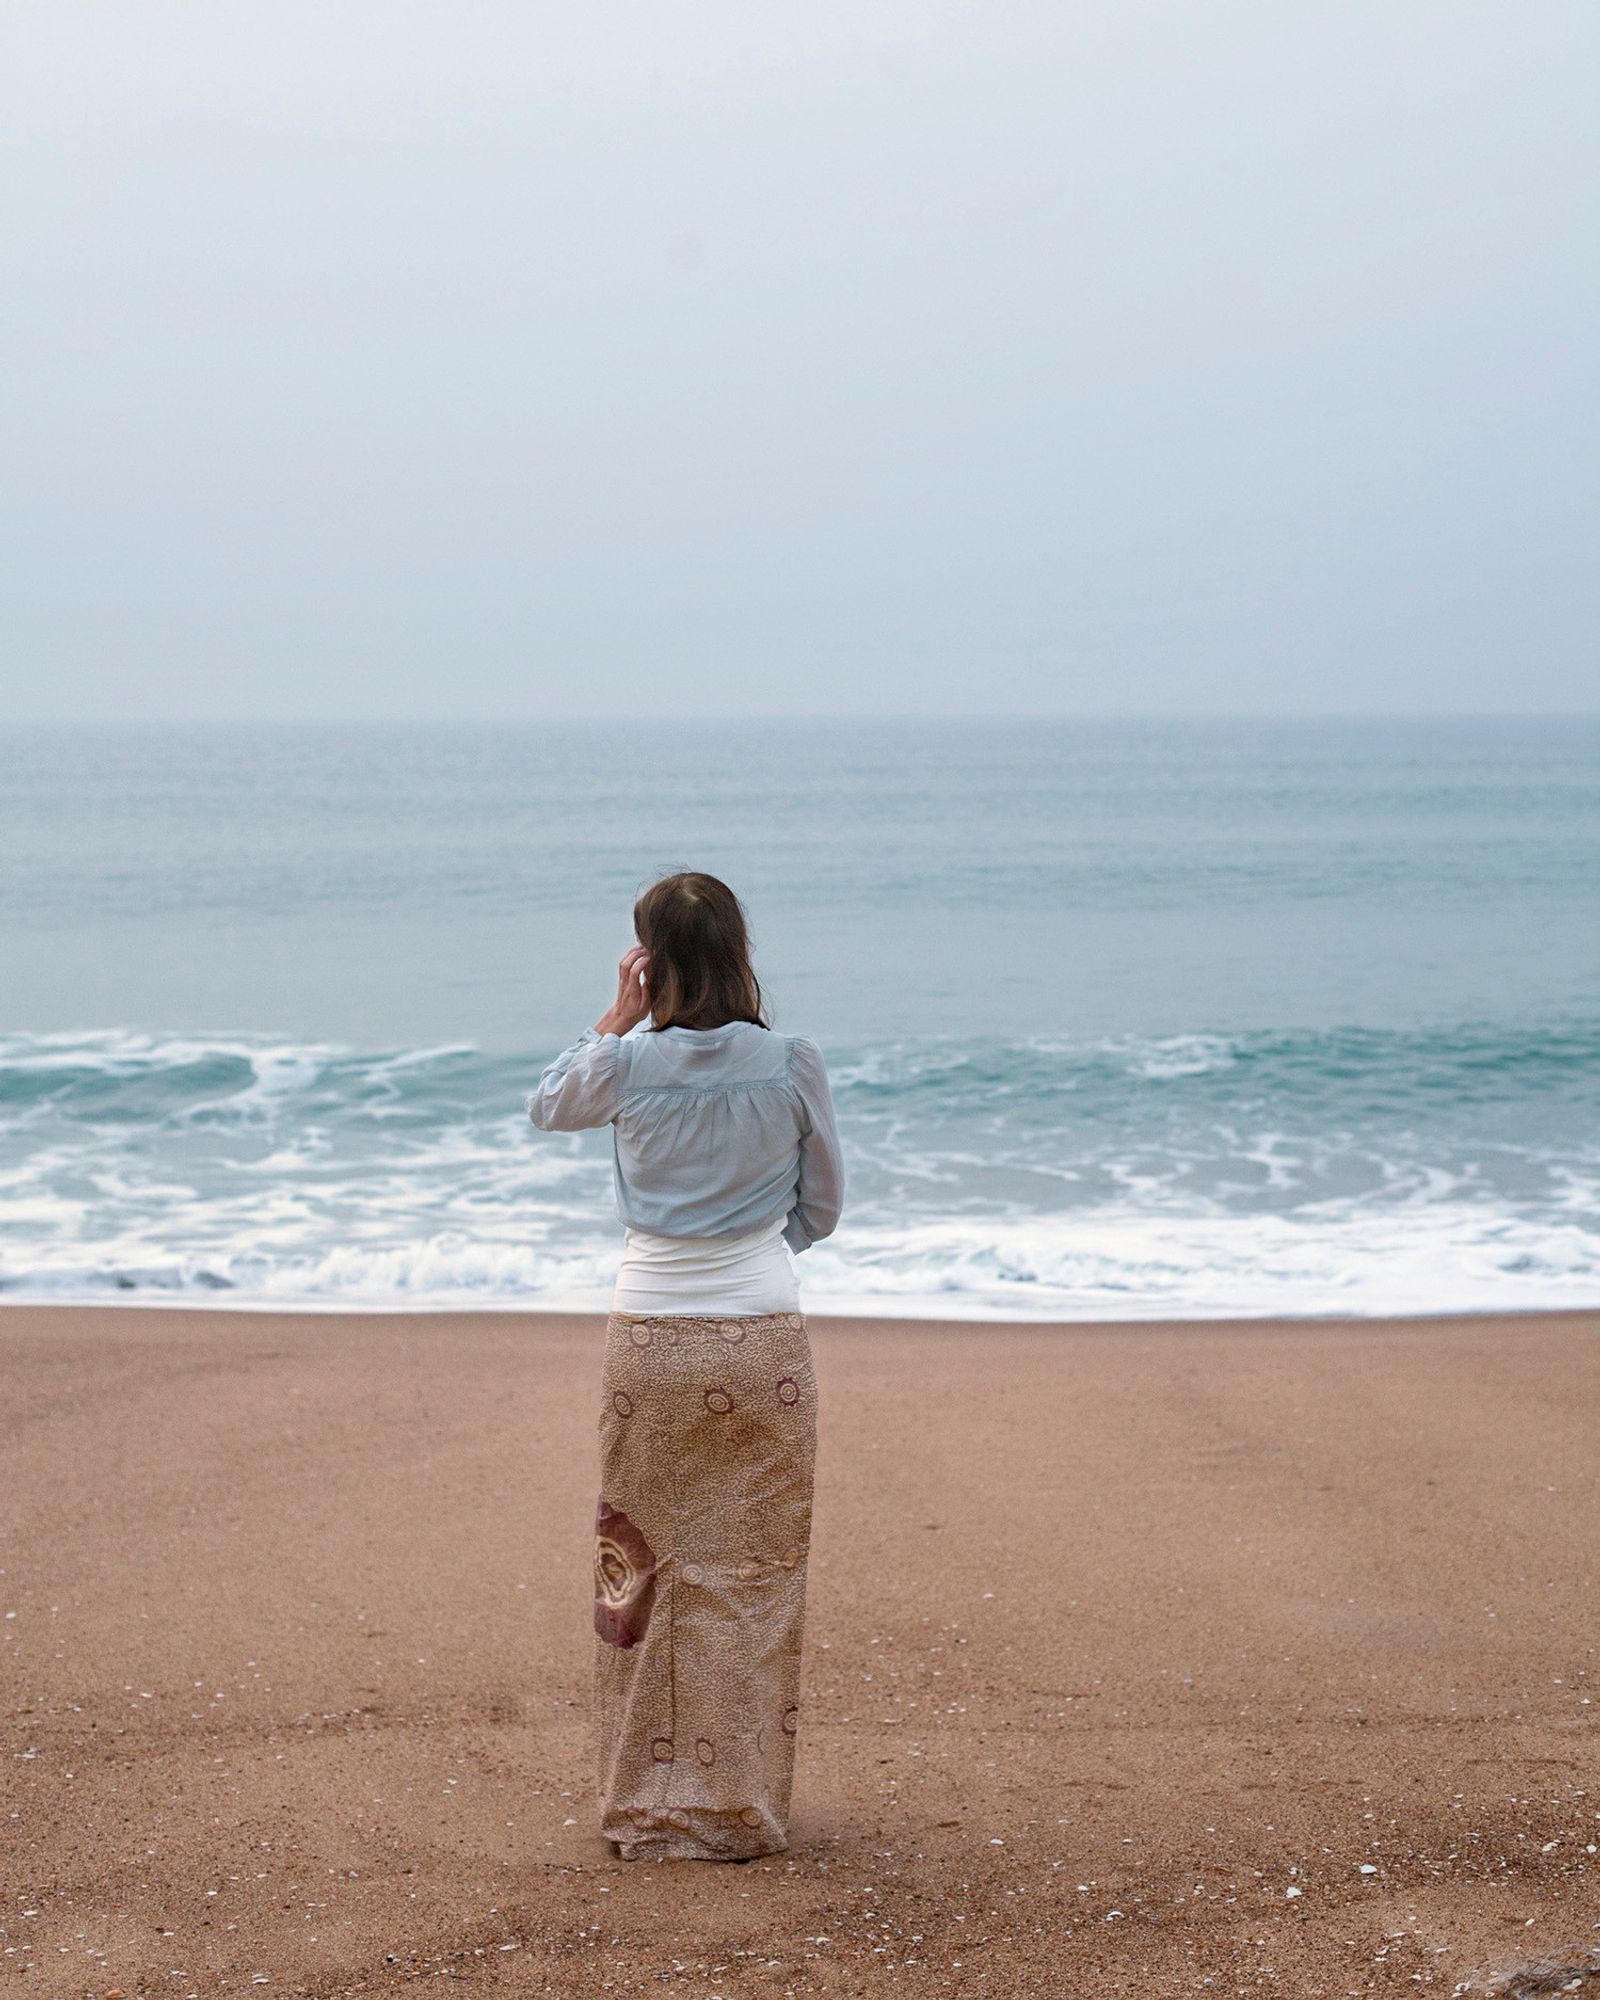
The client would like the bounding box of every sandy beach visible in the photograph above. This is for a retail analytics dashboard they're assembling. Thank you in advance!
[2,1304,1596,1999]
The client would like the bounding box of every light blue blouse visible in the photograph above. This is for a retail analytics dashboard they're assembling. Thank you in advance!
[524,1020,845,1253]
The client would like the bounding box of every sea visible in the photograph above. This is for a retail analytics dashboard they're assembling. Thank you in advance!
[2,715,1597,1320]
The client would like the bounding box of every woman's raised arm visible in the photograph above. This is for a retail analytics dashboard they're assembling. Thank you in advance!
[525,1028,622,1131]
[525,945,651,1131]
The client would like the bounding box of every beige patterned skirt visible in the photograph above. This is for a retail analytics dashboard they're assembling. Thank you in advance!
[592,1309,817,1861]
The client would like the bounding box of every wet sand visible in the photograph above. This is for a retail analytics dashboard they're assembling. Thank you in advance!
[2,1304,1597,1998]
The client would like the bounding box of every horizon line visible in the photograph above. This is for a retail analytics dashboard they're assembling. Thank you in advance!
[5,708,1600,730]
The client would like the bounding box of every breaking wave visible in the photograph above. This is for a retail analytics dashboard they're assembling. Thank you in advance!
[2,1023,1597,1320]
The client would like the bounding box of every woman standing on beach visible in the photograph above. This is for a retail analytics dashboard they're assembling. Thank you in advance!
[525,872,845,1862]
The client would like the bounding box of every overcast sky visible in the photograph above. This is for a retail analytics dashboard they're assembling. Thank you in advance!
[2,2,1595,721]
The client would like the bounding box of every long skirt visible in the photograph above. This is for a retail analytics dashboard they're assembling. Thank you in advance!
[592,1309,817,1861]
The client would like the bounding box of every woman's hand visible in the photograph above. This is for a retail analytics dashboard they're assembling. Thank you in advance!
[595,944,652,1037]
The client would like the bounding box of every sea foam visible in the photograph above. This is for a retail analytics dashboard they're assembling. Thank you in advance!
[2,1023,1596,1319]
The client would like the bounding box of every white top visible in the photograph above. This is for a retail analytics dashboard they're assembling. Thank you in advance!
[611,1216,801,1316]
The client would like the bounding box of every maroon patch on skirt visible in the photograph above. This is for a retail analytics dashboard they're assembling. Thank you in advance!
[594,1498,657,1648]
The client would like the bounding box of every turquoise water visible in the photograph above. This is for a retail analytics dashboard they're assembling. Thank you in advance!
[2,717,1597,1316]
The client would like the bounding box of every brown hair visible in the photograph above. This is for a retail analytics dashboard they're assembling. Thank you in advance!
[632,871,769,1032]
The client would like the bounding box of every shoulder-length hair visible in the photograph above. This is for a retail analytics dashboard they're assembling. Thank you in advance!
[633,871,769,1032]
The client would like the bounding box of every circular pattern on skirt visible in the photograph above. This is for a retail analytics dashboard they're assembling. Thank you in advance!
[782,1704,799,1736]
[695,1737,716,1767]
[681,1562,704,1585]
[650,1736,674,1763]
[739,1807,764,1829]
[629,1322,652,1348]
[611,1389,634,1418]
[703,1386,733,1415]
[719,1321,747,1343]
[776,1376,800,1406]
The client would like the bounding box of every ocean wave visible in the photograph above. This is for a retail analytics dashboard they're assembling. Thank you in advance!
[2,1022,1598,1319]
[3,1201,1596,1319]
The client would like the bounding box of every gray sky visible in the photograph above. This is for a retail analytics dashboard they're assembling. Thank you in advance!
[2,1,1595,721]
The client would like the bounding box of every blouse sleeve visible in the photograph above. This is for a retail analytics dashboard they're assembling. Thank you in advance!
[783,1036,846,1253]
[524,1028,622,1132]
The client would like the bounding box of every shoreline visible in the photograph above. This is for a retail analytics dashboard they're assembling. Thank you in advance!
[6,1296,1599,1331]
[5,1303,1597,1997]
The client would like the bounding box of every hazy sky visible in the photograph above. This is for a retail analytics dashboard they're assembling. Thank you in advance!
[2,2,1595,721]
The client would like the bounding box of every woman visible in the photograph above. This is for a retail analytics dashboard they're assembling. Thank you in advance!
[524,871,845,1862]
